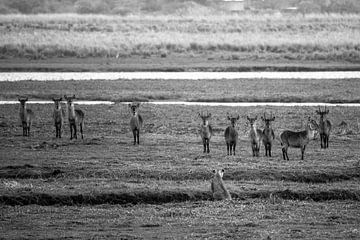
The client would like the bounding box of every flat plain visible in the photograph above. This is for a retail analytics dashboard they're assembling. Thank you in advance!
[0,78,360,239]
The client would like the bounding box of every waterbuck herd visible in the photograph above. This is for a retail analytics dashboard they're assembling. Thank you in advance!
[18,97,333,160]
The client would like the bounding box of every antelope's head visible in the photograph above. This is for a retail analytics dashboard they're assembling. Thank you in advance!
[199,112,211,126]
[64,95,76,107]
[129,103,140,116]
[246,116,258,127]
[261,113,275,128]
[227,113,239,127]
[52,97,62,109]
[315,106,329,121]
[212,169,225,178]
[306,117,319,139]
[18,97,28,107]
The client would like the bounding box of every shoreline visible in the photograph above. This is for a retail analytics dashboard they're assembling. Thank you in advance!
[1,57,360,72]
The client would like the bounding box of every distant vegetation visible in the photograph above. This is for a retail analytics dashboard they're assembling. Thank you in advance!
[0,0,360,15]
[0,13,359,63]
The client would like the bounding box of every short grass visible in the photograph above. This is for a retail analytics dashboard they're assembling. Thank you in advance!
[0,79,360,238]
[1,103,360,238]
[0,13,360,62]
[1,78,360,103]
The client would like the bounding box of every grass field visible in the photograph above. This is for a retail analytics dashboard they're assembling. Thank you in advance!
[0,13,360,71]
[1,78,360,103]
[0,78,360,239]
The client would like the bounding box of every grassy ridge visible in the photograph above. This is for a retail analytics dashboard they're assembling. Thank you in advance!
[0,14,360,62]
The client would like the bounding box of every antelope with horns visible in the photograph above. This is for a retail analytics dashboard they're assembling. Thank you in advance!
[261,113,276,157]
[64,95,84,140]
[224,114,239,155]
[18,97,34,137]
[315,106,332,149]
[52,97,65,138]
[247,116,263,157]
[199,111,213,153]
[129,102,143,145]
[280,117,318,160]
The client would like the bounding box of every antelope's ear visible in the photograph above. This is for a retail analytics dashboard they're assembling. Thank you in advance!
[236,115,240,120]
[212,169,216,174]
[271,116,276,121]
[261,116,264,121]
[246,116,250,121]
[221,169,225,173]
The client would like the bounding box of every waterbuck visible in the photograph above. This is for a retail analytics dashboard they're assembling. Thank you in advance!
[261,113,276,157]
[315,106,332,149]
[18,97,34,137]
[52,97,65,138]
[64,95,84,140]
[247,116,263,157]
[211,169,232,201]
[199,111,213,153]
[224,114,239,155]
[129,102,143,145]
[280,117,318,160]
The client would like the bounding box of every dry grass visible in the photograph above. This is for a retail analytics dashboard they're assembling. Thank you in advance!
[1,78,360,103]
[0,80,360,239]
[0,13,360,61]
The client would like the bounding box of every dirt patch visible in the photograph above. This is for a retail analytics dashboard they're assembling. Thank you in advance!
[0,164,63,179]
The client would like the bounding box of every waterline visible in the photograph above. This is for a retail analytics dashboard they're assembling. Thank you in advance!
[1,71,360,81]
[1,100,359,107]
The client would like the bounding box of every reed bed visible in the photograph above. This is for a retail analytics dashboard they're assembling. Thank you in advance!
[0,13,360,61]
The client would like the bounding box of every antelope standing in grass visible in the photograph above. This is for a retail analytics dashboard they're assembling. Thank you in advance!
[261,113,276,157]
[18,97,34,137]
[52,97,65,138]
[129,102,143,145]
[64,95,84,140]
[199,112,213,153]
[280,117,318,160]
[211,169,232,201]
[315,106,332,149]
[247,116,263,157]
[224,114,239,155]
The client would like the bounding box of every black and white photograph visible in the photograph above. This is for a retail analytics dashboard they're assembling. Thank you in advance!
[0,0,359,239]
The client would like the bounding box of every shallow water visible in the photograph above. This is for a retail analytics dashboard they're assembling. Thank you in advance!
[1,100,359,107]
[1,71,360,81]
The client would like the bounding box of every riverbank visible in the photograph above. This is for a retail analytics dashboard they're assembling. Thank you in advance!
[1,57,360,72]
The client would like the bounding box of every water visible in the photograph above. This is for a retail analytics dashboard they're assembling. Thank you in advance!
[1,100,359,107]
[1,71,360,81]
